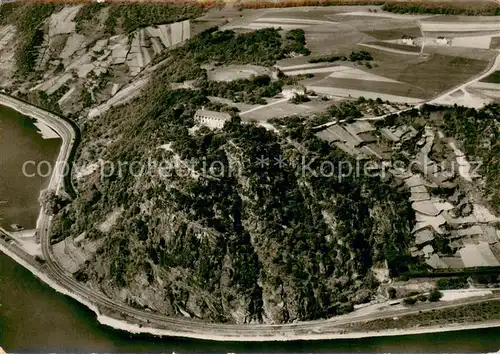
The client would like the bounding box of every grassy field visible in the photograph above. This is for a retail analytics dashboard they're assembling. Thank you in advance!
[368,41,422,53]
[315,77,428,99]
[366,49,490,96]
[480,71,500,84]
[491,37,500,50]
[423,46,497,62]
[364,28,422,41]
[383,1,500,16]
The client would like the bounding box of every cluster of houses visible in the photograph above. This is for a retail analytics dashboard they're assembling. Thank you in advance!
[398,34,449,46]
[316,117,500,270]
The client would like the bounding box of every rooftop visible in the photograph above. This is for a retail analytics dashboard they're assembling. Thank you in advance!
[194,109,231,121]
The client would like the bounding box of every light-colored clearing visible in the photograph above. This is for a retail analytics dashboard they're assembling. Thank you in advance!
[159,143,173,152]
[448,140,473,181]
[431,88,491,109]
[48,5,82,37]
[440,289,493,302]
[98,208,123,233]
[451,35,495,49]
[6,230,41,257]
[75,162,100,180]
[53,235,104,273]
[60,33,86,59]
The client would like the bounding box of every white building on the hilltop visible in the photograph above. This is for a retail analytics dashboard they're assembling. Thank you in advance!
[194,109,231,129]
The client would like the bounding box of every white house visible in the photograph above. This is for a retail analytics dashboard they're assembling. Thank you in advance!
[436,37,449,46]
[282,85,307,99]
[194,109,231,129]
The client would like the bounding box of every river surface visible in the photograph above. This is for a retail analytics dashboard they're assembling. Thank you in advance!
[2,106,500,352]
[0,104,61,231]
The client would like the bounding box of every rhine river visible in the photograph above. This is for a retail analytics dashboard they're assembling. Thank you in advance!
[2,105,500,352]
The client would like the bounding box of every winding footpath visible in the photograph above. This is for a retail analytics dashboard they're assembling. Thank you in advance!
[2,85,500,341]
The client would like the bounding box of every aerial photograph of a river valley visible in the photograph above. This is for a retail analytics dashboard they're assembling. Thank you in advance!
[1,0,500,352]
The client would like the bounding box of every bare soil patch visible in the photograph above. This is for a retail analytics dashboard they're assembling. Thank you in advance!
[370,52,489,96]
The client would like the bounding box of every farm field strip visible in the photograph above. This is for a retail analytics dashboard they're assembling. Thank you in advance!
[359,43,421,55]
[306,85,425,103]
[312,76,428,98]
[326,67,400,83]
[470,81,500,89]
[421,22,500,32]
[340,11,433,19]
[254,17,337,25]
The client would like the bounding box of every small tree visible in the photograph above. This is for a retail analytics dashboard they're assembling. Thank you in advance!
[289,93,310,104]
[387,287,397,299]
[39,190,69,215]
[428,288,443,302]
[403,297,417,306]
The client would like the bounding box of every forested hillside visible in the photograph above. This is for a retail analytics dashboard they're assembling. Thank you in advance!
[49,26,419,324]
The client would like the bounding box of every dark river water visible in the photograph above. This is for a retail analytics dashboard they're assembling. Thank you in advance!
[2,106,500,353]
[0,104,61,231]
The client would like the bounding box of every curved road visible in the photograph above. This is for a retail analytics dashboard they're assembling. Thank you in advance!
[2,63,500,341]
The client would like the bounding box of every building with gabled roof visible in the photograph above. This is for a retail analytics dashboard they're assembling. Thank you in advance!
[194,109,231,129]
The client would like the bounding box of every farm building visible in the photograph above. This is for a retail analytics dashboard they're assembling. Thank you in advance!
[402,35,415,46]
[282,85,306,99]
[194,109,231,129]
[436,37,449,46]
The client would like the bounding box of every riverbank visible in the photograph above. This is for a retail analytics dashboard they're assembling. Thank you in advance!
[3,95,500,343]
[3,251,500,353]
[4,229,500,342]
